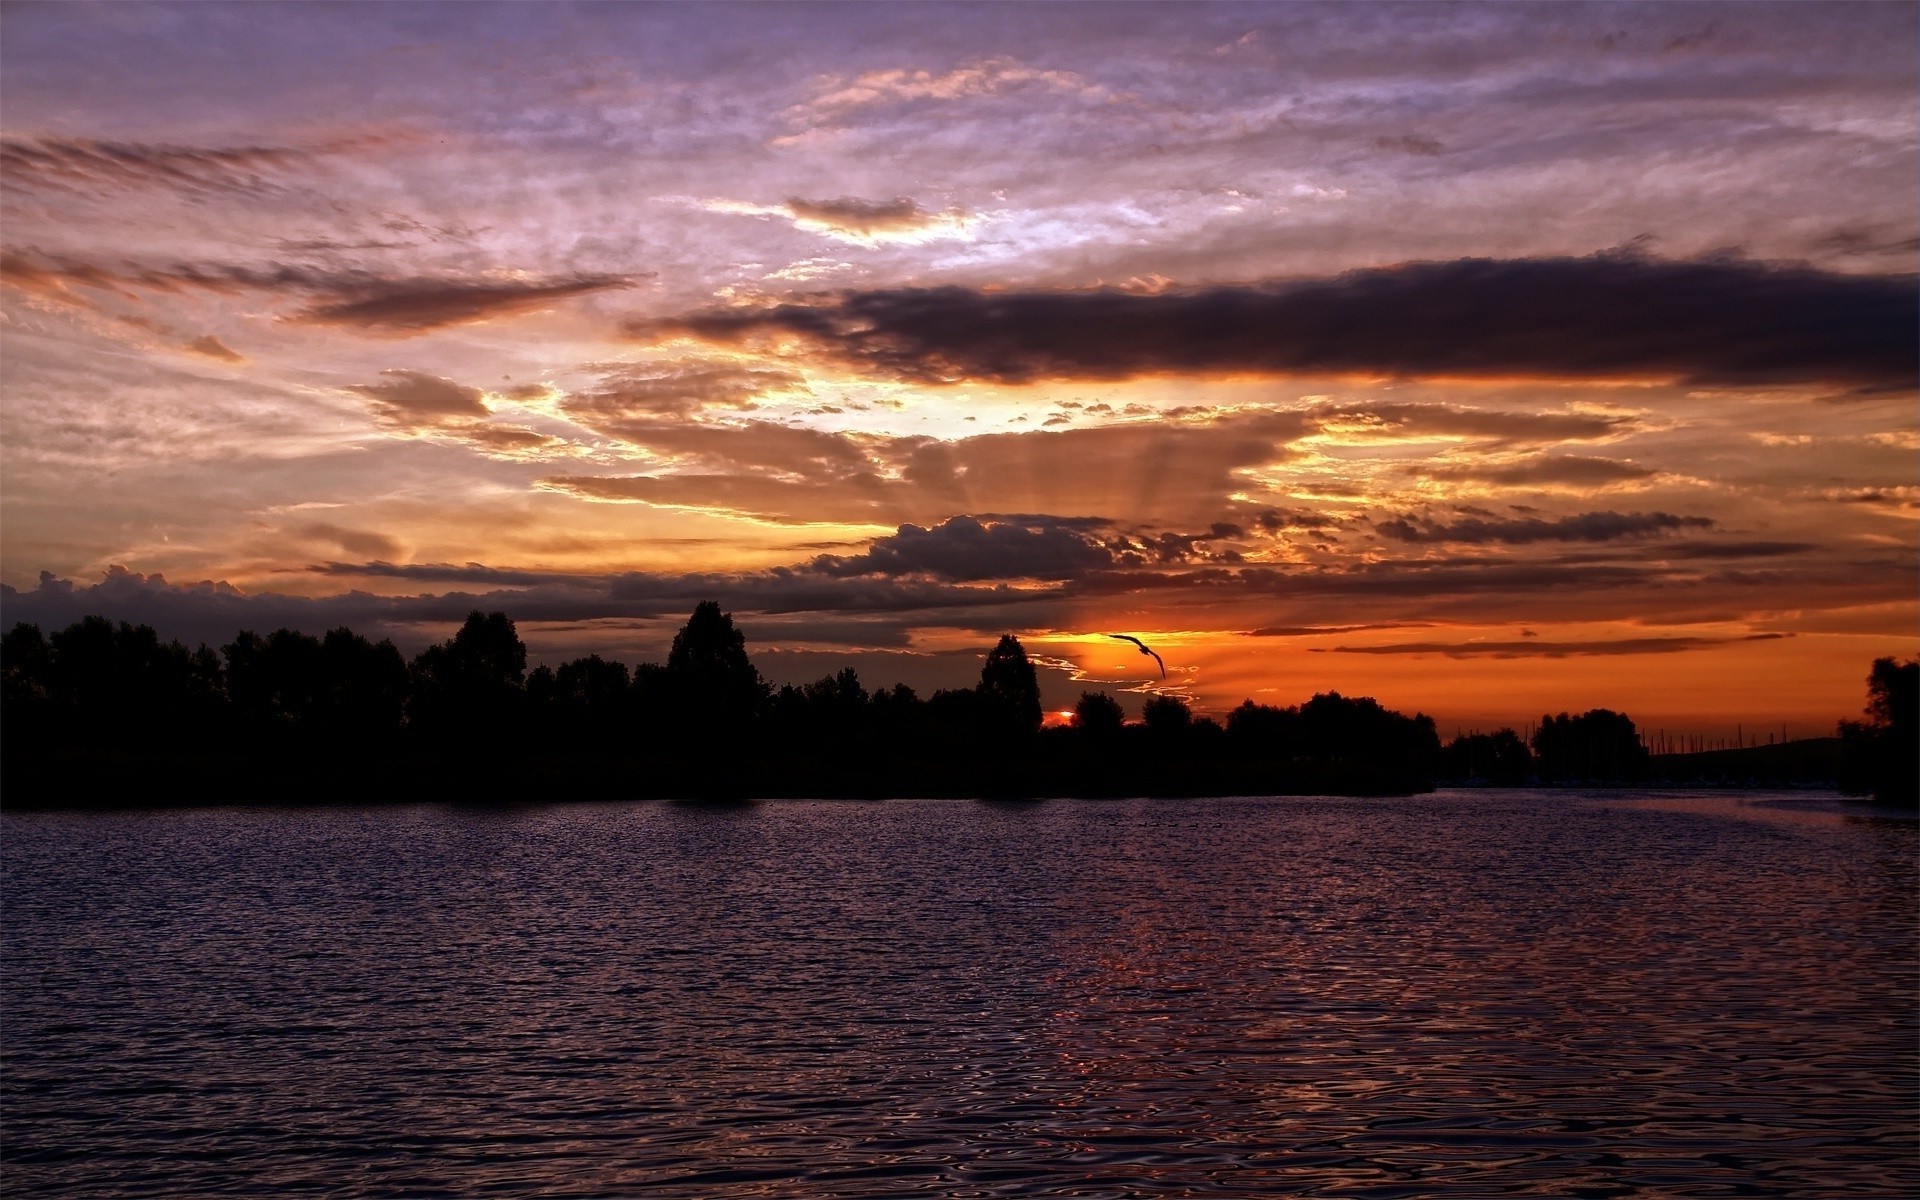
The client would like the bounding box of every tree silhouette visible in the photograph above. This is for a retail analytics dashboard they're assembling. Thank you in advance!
[666,601,766,732]
[1532,709,1648,782]
[1073,690,1125,740]
[1440,728,1534,785]
[1839,657,1917,806]
[409,611,528,744]
[4,606,1509,803]
[318,628,408,741]
[979,634,1042,737]
[1142,694,1193,738]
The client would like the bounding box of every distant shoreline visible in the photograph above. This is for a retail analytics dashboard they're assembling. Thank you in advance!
[2,739,1871,813]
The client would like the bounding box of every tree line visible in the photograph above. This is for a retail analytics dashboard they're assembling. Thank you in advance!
[3,602,1907,804]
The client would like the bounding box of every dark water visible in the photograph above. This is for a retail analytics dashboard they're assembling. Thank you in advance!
[4,790,1915,1198]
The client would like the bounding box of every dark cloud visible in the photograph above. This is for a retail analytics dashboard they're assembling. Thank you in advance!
[347,370,490,421]
[0,249,635,334]
[1426,454,1656,486]
[1252,507,1344,533]
[811,515,1117,581]
[1376,510,1714,545]
[303,561,597,587]
[1246,622,1435,637]
[294,525,405,560]
[637,255,1917,389]
[6,528,1902,674]
[292,276,634,333]
[1655,541,1817,560]
[344,369,563,456]
[1314,633,1791,658]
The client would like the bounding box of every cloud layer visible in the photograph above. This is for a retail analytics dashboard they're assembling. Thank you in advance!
[642,256,1917,389]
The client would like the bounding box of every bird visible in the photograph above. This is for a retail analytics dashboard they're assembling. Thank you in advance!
[1107,633,1165,678]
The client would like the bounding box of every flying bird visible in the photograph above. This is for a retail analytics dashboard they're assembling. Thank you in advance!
[1107,633,1166,678]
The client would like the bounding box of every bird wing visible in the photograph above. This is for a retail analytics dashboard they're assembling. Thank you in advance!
[1148,650,1166,678]
[1107,633,1147,649]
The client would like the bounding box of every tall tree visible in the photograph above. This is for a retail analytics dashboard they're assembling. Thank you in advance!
[666,601,765,726]
[979,634,1042,736]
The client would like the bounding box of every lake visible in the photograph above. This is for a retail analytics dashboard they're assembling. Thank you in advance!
[3,790,1914,1197]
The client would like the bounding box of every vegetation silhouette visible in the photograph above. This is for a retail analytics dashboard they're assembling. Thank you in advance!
[0,602,1883,806]
[1531,709,1650,783]
[1838,657,1918,807]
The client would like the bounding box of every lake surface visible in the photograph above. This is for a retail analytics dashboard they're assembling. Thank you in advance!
[4,790,1915,1198]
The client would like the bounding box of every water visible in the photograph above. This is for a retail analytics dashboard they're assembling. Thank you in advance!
[4,790,1914,1198]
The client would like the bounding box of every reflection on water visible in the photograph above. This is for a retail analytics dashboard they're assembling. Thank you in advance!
[4,791,1915,1197]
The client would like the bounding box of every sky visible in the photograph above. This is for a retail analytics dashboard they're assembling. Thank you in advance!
[2,0,1914,736]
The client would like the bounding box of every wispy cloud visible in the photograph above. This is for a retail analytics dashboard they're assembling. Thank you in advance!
[1315,633,1791,658]
[344,370,564,458]
[787,58,1111,126]
[1,249,636,334]
[1375,510,1714,545]
[699,195,981,246]
[1425,454,1656,486]
[0,135,313,197]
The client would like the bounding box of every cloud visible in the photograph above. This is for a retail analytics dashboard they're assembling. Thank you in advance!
[1251,507,1345,533]
[811,515,1117,581]
[0,135,310,196]
[637,255,1917,388]
[290,275,635,333]
[183,334,245,363]
[1374,134,1445,156]
[1246,622,1435,637]
[1375,510,1714,545]
[1314,633,1791,658]
[559,362,806,425]
[701,195,979,245]
[1426,454,1657,486]
[294,525,405,560]
[1653,540,1817,560]
[1315,404,1633,447]
[347,370,490,421]
[540,410,1307,526]
[303,561,596,587]
[789,58,1109,124]
[0,249,635,335]
[343,369,563,458]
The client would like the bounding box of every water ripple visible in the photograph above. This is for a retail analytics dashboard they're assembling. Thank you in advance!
[4,790,1915,1197]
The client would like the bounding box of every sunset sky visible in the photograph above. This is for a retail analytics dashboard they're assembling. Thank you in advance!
[2,1,1914,736]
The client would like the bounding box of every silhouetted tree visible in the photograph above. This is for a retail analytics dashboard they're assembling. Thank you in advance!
[979,634,1042,737]
[224,628,324,729]
[665,602,766,736]
[409,611,528,744]
[39,617,213,747]
[1532,709,1648,782]
[317,628,408,741]
[1226,699,1301,758]
[1839,657,1918,806]
[1142,694,1193,739]
[2,623,55,743]
[1,607,1499,802]
[1440,728,1534,785]
[1073,690,1125,741]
